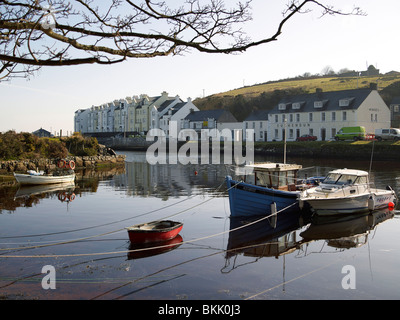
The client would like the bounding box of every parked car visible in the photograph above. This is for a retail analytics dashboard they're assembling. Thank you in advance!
[375,128,400,141]
[296,134,317,141]
[335,126,366,141]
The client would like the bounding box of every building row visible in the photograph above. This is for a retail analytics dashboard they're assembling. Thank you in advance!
[74,84,398,142]
[74,91,199,135]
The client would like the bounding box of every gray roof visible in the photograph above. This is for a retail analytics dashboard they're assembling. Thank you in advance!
[158,98,182,112]
[269,88,375,114]
[184,109,238,122]
[244,109,269,121]
[390,96,400,105]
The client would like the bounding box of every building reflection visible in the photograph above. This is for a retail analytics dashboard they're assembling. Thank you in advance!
[112,152,231,200]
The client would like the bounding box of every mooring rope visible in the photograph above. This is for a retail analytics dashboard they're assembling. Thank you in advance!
[0,179,228,241]
[0,179,236,253]
[0,200,296,258]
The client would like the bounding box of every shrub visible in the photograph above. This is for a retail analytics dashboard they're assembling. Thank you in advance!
[0,131,67,160]
[64,132,99,156]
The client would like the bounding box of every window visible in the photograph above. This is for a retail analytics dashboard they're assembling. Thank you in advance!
[339,97,354,107]
[309,128,314,135]
[296,114,300,122]
[342,111,347,121]
[289,129,294,139]
[292,102,304,110]
[322,112,326,122]
[278,103,286,110]
[332,112,336,121]
[309,113,313,122]
[274,129,278,138]
[275,115,278,123]
[290,114,293,122]
[314,101,323,108]
[260,122,263,128]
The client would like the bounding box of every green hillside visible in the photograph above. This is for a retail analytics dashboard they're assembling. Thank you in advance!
[194,73,400,121]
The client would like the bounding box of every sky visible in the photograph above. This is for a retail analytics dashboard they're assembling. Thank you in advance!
[0,0,399,135]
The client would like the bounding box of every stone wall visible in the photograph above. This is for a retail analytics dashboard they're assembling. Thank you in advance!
[0,155,126,173]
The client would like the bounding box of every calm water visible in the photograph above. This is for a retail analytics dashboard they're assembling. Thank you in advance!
[1,151,400,301]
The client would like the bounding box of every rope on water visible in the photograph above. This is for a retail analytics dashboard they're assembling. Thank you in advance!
[0,201,296,258]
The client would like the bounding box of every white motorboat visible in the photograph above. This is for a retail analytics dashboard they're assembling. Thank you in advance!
[14,170,75,185]
[299,168,396,215]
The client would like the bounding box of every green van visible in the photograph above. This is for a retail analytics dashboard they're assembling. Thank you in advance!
[335,126,366,141]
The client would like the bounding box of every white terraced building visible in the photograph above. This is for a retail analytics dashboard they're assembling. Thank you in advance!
[267,83,390,141]
[74,91,199,135]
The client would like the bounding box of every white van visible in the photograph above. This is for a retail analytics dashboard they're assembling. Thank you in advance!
[375,128,400,141]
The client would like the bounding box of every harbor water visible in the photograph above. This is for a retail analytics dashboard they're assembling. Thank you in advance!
[0,150,400,300]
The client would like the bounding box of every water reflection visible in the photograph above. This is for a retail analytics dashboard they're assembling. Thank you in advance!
[0,167,126,213]
[127,235,183,260]
[224,209,395,273]
[301,209,394,249]
[114,151,231,199]
[1,151,400,299]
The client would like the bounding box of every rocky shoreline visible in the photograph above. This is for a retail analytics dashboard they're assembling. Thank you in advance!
[0,154,126,174]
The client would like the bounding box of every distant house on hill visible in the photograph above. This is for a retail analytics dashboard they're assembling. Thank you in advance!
[268,83,389,141]
[32,128,53,138]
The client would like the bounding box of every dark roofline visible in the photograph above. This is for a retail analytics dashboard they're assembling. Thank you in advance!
[269,88,375,114]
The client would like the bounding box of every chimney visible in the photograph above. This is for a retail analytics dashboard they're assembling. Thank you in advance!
[316,88,323,99]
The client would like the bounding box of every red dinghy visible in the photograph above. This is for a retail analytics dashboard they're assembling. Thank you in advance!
[126,220,183,244]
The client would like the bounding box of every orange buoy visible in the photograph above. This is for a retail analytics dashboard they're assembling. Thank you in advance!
[58,159,66,168]
[194,171,198,175]
[66,160,76,170]
[388,202,395,210]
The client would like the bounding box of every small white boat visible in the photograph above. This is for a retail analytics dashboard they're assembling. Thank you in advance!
[299,168,396,215]
[14,171,75,185]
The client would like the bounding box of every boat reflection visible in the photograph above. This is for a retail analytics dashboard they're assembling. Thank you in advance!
[222,210,311,272]
[301,209,394,249]
[15,182,75,199]
[127,234,183,260]
[223,208,395,272]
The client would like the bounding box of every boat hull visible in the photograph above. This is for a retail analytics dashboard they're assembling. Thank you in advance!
[14,173,76,185]
[226,176,301,217]
[126,220,183,243]
[303,190,396,216]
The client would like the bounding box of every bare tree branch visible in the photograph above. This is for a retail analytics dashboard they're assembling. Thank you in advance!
[0,0,365,80]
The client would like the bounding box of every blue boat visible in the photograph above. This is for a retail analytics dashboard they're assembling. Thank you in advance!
[226,163,305,218]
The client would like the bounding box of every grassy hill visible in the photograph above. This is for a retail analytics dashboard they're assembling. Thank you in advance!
[193,73,400,121]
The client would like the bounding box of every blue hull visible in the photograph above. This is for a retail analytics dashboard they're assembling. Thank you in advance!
[226,176,301,217]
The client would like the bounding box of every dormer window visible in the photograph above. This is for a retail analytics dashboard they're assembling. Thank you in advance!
[339,97,355,107]
[314,99,328,109]
[292,102,304,110]
[278,103,287,110]
[314,101,323,108]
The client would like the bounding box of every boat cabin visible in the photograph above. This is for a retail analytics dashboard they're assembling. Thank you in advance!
[244,163,302,191]
[322,169,369,187]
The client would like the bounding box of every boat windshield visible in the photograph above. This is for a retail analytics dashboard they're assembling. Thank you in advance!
[323,173,341,184]
[336,174,357,185]
[323,173,359,185]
